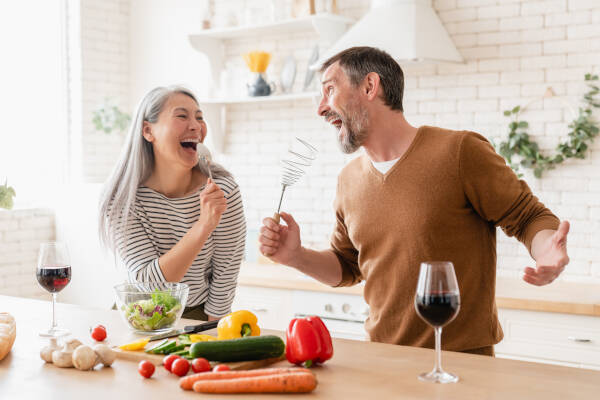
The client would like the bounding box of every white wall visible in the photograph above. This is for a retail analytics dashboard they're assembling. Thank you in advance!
[129,0,211,102]
[0,209,54,300]
[80,0,131,183]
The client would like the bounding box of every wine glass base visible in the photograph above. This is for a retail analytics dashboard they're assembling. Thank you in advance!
[39,328,70,338]
[418,370,459,384]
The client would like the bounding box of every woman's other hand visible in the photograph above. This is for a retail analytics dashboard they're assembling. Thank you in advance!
[198,179,227,232]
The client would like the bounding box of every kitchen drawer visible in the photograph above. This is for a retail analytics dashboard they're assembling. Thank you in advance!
[496,308,600,368]
[232,286,293,331]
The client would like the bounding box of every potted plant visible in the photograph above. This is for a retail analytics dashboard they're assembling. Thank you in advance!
[0,180,16,210]
[92,98,131,135]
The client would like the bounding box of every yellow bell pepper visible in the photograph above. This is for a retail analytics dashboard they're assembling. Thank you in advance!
[118,337,150,351]
[189,334,217,342]
[217,310,261,340]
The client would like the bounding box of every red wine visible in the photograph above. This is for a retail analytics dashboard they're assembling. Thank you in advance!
[415,292,460,327]
[36,265,72,293]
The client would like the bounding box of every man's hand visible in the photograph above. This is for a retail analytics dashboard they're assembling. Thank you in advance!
[258,212,302,265]
[524,221,570,286]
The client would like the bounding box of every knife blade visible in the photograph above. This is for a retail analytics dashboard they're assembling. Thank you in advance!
[148,319,219,341]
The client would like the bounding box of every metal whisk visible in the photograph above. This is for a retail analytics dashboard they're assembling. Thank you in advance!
[273,138,318,223]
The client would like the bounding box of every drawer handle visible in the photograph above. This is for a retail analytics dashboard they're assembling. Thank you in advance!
[567,336,592,343]
[250,308,268,312]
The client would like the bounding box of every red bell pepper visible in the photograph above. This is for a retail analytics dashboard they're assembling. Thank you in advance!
[286,316,333,367]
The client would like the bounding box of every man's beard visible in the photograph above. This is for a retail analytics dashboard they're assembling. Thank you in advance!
[325,102,369,154]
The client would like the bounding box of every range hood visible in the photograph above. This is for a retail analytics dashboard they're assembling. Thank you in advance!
[314,0,463,67]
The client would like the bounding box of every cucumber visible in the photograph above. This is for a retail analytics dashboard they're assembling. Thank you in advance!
[189,335,285,362]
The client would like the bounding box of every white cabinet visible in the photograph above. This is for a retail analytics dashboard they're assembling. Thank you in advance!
[232,286,294,331]
[496,308,600,370]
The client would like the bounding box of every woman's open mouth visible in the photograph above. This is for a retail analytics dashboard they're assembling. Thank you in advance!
[180,140,198,151]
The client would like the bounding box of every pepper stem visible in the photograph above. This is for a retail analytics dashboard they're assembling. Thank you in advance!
[304,359,313,368]
[241,323,252,337]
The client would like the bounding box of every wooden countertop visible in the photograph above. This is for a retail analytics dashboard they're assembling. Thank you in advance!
[238,262,600,317]
[1,295,599,399]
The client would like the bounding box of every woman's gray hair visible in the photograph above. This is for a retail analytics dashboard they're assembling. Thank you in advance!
[98,85,232,253]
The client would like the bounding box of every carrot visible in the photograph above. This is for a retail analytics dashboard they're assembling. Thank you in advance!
[192,371,317,394]
[179,367,311,390]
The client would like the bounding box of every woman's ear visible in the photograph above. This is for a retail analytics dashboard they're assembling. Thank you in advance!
[142,121,154,142]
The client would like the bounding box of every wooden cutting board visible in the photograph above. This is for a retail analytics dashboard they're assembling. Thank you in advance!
[112,347,286,370]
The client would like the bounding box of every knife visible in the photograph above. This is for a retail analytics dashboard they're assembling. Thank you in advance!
[148,319,219,341]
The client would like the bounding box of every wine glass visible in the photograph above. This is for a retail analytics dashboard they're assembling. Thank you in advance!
[414,261,461,383]
[36,242,71,337]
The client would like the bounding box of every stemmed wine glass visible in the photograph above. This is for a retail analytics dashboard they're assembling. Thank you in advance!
[414,261,461,383]
[36,242,72,337]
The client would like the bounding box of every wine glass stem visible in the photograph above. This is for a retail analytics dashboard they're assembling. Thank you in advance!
[434,326,443,373]
[51,293,57,330]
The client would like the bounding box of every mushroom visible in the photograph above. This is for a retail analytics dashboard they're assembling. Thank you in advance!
[93,344,116,367]
[40,338,61,363]
[72,345,97,370]
[51,338,82,368]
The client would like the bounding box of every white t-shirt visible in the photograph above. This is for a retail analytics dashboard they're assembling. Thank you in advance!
[371,158,400,174]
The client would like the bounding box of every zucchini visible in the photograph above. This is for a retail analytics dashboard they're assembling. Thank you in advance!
[189,335,285,362]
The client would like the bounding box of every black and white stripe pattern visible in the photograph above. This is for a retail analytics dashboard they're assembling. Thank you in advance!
[114,176,246,317]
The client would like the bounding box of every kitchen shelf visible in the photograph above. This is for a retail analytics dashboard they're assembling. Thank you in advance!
[188,13,353,153]
[200,91,320,105]
[189,13,353,40]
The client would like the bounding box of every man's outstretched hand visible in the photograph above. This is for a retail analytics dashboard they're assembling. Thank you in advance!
[523,221,570,286]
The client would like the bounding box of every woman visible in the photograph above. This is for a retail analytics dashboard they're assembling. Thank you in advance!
[99,86,246,321]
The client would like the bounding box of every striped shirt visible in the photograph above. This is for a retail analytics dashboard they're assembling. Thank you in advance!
[114,176,246,317]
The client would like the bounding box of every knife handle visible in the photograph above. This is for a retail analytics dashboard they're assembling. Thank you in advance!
[183,319,219,334]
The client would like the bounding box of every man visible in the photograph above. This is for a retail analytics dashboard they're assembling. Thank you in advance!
[259,47,570,356]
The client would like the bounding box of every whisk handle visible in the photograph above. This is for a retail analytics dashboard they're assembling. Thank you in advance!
[272,213,281,224]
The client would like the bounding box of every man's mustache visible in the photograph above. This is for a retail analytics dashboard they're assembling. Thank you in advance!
[323,111,342,124]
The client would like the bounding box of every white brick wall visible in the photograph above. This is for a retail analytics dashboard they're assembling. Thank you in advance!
[79,0,130,183]
[206,0,600,284]
[0,209,55,299]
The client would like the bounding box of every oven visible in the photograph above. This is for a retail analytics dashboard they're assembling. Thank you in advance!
[291,290,370,341]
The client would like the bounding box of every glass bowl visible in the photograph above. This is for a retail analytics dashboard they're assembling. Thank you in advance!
[114,282,189,334]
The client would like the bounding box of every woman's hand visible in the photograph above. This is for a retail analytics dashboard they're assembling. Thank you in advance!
[197,178,227,233]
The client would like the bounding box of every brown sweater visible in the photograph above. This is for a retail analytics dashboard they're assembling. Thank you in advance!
[331,126,559,351]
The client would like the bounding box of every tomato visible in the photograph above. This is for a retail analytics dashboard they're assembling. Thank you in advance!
[138,360,155,378]
[171,358,190,377]
[212,364,230,372]
[191,357,211,373]
[163,354,181,372]
[90,325,107,341]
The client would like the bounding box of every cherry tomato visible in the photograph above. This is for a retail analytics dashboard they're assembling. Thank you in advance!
[212,364,230,372]
[90,325,107,341]
[163,354,181,372]
[191,357,211,373]
[138,360,155,379]
[171,358,190,377]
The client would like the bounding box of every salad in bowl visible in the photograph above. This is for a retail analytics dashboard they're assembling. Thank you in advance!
[114,282,189,333]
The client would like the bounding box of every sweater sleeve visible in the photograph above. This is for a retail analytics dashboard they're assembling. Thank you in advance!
[204,180,246,317]
[114,203,167,283]
[330,179,362,287]
[459,132,559,254]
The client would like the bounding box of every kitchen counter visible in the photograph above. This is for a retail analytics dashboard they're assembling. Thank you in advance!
[239,262,600,316]
[1,295,599,399]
